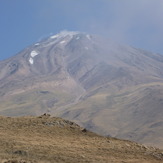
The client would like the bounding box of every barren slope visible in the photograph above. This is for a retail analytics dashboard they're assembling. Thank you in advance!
[0,31,163,148]
[60,83,163,148]
[0,115,163,163]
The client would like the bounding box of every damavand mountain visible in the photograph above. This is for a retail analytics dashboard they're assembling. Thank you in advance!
[0,31,163,148]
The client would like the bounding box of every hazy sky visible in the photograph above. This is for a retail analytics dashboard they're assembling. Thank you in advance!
[0,0,163,60]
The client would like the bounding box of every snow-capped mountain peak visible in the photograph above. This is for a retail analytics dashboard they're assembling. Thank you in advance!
[1,31,163,148]
[50,30,79,39]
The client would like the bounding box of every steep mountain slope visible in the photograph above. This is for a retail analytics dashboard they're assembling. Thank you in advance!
[0,115,162,163]
[0,31,163,148]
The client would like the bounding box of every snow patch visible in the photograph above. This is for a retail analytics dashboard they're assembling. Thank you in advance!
[86,35,91,40]
[85,47,89,50]
[29,50,39,64]
[50,34,59,39]
[60,40,66,44]
[35,43,40,46]
[29,58,34,64]
[44,31,80,48]
[51,31,79,40]
[76,36,80,40]
[59,30,79,37]
[31,51,39,58]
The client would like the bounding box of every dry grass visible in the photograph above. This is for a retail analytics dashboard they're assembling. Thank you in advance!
[0,115,162,163]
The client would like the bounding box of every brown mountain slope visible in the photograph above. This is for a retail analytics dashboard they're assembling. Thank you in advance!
[59,82,163,148]
[0,31,163,149]
[0,115,162,163]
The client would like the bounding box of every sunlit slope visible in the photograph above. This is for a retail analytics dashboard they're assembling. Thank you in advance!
[0,115,162,163]
[59,82,163,148]
[0,31,163,148]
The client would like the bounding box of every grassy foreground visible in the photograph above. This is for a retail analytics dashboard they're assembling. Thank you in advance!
[0,115,162,163]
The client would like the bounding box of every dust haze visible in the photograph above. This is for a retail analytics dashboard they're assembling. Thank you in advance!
[36,0,163,54]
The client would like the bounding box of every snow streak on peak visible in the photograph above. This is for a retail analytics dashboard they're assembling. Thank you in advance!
[29,58,34,65]
[50,30,79,39]
[29,50,39,65]
[86,35,91,40]
[40,30,92,48]
[31,51,39,58]
[60,40,66,44]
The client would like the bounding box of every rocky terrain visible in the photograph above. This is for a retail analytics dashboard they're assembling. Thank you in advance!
[0,115,163,163]
[0,31,163,148]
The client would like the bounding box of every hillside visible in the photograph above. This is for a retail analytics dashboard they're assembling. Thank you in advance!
[0,115,163,163]
[0,31,163,148]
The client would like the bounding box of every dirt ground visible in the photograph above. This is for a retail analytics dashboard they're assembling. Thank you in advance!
[0,115,162,163]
